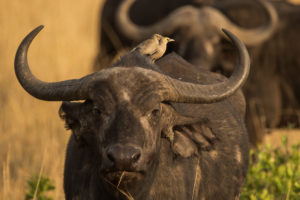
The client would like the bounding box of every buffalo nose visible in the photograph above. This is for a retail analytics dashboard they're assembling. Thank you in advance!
[106,145,141,170]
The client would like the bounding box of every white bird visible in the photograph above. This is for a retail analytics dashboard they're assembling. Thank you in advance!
[132,34,175,62]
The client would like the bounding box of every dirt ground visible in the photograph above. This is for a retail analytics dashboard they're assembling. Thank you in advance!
[264,129,300,148]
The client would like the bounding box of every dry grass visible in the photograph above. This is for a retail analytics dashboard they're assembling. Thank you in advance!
[104,178,135,200]
[264,129,300,149]
[0,0,103,199]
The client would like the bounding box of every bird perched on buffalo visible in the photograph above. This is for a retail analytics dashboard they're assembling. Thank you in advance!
[132,34,175,62]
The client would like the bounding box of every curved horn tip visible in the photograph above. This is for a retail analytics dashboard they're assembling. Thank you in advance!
[15,25,45,63]
[16,25,45,52]
[27,25,44,37]
[28,25,44,39]
[221,28,247,47]
[36,25,44,30]
[221,28,234,39]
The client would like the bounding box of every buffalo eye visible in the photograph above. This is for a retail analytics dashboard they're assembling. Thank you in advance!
[93,106,102,117]
[146,107,161,127]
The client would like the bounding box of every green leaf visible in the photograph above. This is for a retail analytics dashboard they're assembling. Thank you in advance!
[25,174,55,200]
[241,140,300,199]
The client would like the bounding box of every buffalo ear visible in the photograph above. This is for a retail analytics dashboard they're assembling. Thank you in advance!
[172,129,198,158]
[162,104,216,158]
[59,102,81,130]
[59,101,85,145]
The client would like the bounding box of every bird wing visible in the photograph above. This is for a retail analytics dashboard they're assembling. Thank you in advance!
[150,50,158,56]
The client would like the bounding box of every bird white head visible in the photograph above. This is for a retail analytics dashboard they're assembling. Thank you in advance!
[153,34,175,44]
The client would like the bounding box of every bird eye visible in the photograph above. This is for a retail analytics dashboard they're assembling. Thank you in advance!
[151,108,160,117]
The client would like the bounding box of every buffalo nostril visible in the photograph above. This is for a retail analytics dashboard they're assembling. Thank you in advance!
[107,152,115,163]
[105,145,141,169]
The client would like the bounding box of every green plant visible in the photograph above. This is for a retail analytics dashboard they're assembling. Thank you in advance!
[241,136,300,200]
[25,174,55,200]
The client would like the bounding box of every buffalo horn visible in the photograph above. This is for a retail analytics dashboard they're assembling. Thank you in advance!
[14,25,93,101]
[15,26,249,104]
[210,0,278,46]
[159,29,250,103]
[116,0,278,46]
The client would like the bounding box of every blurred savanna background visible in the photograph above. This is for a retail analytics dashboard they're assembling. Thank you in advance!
[1,0,300,199]
[0,0,104,199]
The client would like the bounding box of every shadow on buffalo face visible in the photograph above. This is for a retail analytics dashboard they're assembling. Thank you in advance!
[15,26,250,200]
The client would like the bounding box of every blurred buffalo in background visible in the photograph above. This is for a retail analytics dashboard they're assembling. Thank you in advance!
[95,0,300,147]
[95,0,277,70]
[211,1,300,145]
[95,0,198,69]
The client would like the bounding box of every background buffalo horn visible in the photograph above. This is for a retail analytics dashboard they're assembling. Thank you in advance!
[14,25,93,101]
[116,0,278,46]
[160,29,250,103]
[211,0,278,46]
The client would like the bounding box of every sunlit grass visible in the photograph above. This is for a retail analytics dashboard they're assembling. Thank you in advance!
[0,0,102,199]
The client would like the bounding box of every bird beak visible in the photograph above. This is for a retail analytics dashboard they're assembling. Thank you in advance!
[167,38,175,42]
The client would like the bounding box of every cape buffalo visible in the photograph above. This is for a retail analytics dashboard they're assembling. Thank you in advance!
[95,0,199,69]
[113,0,276,68]
[15,26,250,199]
[212,1,300,144]
[94,0,276,71]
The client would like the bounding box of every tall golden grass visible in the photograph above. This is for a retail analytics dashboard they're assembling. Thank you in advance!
[0,0,103,199]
